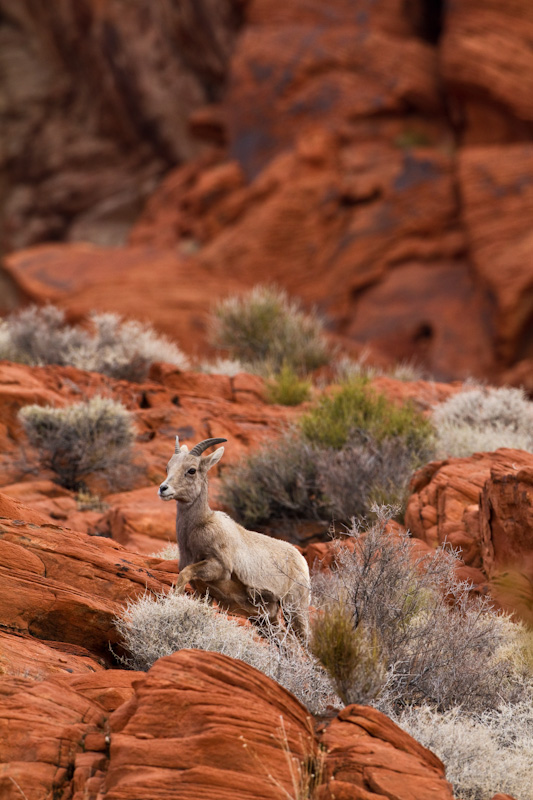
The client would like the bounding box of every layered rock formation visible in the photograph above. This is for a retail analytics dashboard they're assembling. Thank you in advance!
[0,644,457,800]
[406,448,533,615]
[0,0,244,252]
[1,0,533,381]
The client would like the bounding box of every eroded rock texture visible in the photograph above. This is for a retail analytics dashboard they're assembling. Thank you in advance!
[0,0,244,251]
[2,0,533,381]
[0,649,457,800]
[406,448,533,615]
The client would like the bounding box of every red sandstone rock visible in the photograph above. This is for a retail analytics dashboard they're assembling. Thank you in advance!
[0,648,462,800]
[0,360,297,541]
[406,449,533,615]
[459,145,533,368]
[0,496,176,669]
[441,0,533,144]
[0,630,105,680]
[0,673,109,800]
[317,704,453,800]
[0,1,243,255]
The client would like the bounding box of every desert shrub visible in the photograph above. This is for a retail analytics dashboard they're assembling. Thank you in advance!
[151,543,180,560]
[396,700,533,800]
[19,395,135,490]
[115,591,336,715]
[266,363,311,406]
[0,305,189,381]
[311,509,512,712]
[315,436,423,521]
[335,355,425,383]
[220,380,435,526]
[218,432,321,527]
[433,385,533,457]
[198,357,246,376]
[311,606,385,706]
[300,377,434,453]
[210,285,330,376]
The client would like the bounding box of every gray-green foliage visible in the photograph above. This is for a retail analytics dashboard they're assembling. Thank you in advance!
[0,305,189,381]
[218,432,320,527]
[210,285,330,376]
[433,385,533,457]
[311,510,513,713]
[396,698,533,800]
[19,395,135,490]
[219,379,436,526]
[115,592,336,715]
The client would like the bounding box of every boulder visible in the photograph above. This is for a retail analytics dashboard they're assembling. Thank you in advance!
[317,704,453,800]
[405,449,533,614]
[441,0,533,144]
[0,496,176,670]
[459,145,533,368]
[0,649,458,800]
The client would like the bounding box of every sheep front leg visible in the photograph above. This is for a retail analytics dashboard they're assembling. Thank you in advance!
[174,558,229,594]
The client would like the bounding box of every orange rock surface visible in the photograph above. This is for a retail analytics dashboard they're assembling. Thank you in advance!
[406,448,533,615]
[1,1,533,383]
[0,649,459,800]
[0,499,176,672]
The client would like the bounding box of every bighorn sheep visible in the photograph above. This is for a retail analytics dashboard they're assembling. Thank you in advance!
[158,436,310,641]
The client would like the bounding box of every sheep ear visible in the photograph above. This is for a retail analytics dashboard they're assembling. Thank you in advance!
[180,444,189,453]
[202,446,224,470]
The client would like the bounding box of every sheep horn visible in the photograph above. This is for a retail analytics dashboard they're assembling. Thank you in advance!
[175,435,180,454]
[189,438,228,456]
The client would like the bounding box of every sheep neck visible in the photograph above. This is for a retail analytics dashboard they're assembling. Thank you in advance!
[175,482,212,540]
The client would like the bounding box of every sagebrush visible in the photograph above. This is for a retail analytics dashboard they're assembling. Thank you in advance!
[219,379,435,526]
[311,509,515,713]
[0,305,189,381]
[433,385,533,457]
[265,363,311,406]
[19,395,135,490]
[210,285,330,376]
[396,697,533,800]
[115,591,336,715]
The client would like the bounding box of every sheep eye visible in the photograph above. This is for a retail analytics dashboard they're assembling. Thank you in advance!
[187,468,197,475]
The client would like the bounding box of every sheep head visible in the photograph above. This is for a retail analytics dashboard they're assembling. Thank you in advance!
[158,437,227,504]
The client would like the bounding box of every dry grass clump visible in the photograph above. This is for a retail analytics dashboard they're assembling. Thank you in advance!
[115,591,336,715]
[19,395,135,490]
[219,379,435,526]
[433,385,533,457]
[210,285,330,377]
[0,305,189,381]
[198,357,247,377]
[311,509,514,713]
[396,698,533,800]
[335,354,426,383]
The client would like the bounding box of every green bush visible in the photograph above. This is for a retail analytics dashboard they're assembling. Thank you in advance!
[266,363,311,406]
[310,605,385,706]
[0,305,189,381]
[220,379,435,526]
[19,395,135,490]
[210,285,330,376]
[300,377,434,452]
